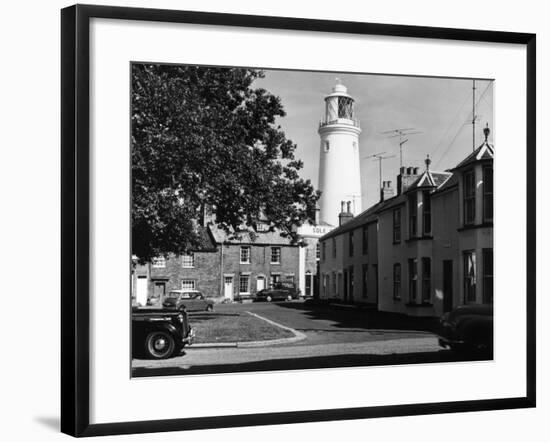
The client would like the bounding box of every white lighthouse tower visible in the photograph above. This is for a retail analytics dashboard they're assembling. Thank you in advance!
[317,79,362,226]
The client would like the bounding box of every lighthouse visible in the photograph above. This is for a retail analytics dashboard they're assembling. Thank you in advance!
[317,80,362,226]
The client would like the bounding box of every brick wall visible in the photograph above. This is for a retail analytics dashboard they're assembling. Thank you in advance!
[221,243,300,299]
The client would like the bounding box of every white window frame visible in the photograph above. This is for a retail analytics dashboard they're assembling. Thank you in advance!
[239,274,250,294]
[271,246,281,264]
[181,280,195,290]
[151,256,166,268]
[181,253,194,268]
[240,246,251,264]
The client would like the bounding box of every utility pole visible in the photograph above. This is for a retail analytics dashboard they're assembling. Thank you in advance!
[364,152,396,191]
[381,128,422,168]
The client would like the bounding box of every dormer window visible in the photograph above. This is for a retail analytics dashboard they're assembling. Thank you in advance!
[409,193,418,237]
[463,170,476,225]
[422,191,432,235]
[483,166,493,222]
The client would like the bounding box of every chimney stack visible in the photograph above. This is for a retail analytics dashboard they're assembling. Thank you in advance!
[380,180,394,201]
[338,200,354,226]
[397,166,421,195]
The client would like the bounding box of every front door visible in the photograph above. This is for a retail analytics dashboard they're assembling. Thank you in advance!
[152,281,165,305]
[256,276,265,292]
[136,276,148,307]
[224,276,234,301]
[443,260,453,313]
[343,270,348,301]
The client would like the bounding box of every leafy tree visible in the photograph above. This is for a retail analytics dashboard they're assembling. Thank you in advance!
[132,64,319,262]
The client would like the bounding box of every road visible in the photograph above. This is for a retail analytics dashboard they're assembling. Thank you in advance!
[132,301,486,377]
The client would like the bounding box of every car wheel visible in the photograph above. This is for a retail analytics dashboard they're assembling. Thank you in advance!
[145,330,176,359]
[266,295,272,302]
[205,304,213,312]
[286,295,292,301]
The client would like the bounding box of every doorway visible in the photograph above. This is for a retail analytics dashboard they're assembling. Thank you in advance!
[224,276,234,301]
[443,260,453,313]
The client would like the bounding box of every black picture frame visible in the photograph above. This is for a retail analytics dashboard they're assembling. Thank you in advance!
[61,4,536,437]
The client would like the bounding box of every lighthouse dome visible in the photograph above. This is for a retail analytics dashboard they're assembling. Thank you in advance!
[332,83,348,94]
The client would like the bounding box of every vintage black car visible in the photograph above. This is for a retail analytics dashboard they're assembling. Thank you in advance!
[438,304,493,354]
[254,283,301,302]
[162,289,214,312]
[132,307,194,359]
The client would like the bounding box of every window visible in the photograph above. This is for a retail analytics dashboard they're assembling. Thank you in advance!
[271,247,281,264]
[181,253,194,268]
[256,222,269,232]
[316,243,321,260]
[393,208,401,243]
[408,258,418,302]
[182,280,195,290]
[463,170,476,225]
[152,256,166,268]
[362,226,368,254]
[463,251,477,303]
[338,96,354,119]
[409,194,418,237]
[393,263,401,300]
[349,231,354,257]
[483,166,493,222]
[332,237,336,258]
[422,191,432,235]
[270,273,281,288]
[421,257,431,303]
[349,266,354,299]
[239,274,250,293]
[362,264,368,299]
[332,271,337,296]
[324,141,330,152]
[483,248,493,304]
[240,246,251,264]
[322,241,326,261]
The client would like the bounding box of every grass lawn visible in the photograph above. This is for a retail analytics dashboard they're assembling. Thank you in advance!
[190,311,294,344]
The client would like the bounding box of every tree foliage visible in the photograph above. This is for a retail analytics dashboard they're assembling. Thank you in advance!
[132,64,319,261]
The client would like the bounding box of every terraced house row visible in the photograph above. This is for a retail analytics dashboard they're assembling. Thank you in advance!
[318,126,494,317]
[132,221,300,306]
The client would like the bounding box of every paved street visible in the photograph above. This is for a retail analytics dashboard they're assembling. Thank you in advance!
[132,301,484,377]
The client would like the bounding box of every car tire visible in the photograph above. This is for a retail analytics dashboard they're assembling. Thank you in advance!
[144,330,176,359]
[286,295,292,301]
[205,304,213,312]
[266,295,272,302]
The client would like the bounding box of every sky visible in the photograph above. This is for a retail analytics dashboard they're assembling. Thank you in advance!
[255,70,494,210]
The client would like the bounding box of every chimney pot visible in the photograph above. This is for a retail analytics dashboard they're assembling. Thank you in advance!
[400,166,405,175]
[413,167,419,175]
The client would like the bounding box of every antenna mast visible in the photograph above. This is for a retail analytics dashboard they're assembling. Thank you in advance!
[381,128,422,168]
[364,151,396,190]
[472,79,477,152]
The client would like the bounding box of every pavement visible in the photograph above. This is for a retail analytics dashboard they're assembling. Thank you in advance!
[132,301,487,377]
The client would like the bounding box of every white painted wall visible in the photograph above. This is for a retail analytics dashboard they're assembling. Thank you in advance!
[318,125,362,225]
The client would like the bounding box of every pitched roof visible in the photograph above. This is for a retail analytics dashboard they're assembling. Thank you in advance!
[319,198,395,241]
[453,141,494,170]
[208,224,296,246]
[190,225,218,252]
[406,170,453,192]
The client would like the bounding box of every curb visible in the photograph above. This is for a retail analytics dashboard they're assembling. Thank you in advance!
[190,311,307,349]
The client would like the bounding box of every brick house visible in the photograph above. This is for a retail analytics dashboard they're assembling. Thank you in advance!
[132,223,301,304]
[209,224,300,301]
[131,226,219,306]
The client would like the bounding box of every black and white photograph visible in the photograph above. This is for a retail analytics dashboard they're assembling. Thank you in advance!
[130,64,495,377]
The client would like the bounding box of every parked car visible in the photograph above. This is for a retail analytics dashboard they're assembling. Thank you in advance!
[162,289,214,312]
[255,283,301,302]
[438,304,493,354]
[132,307,194,359]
